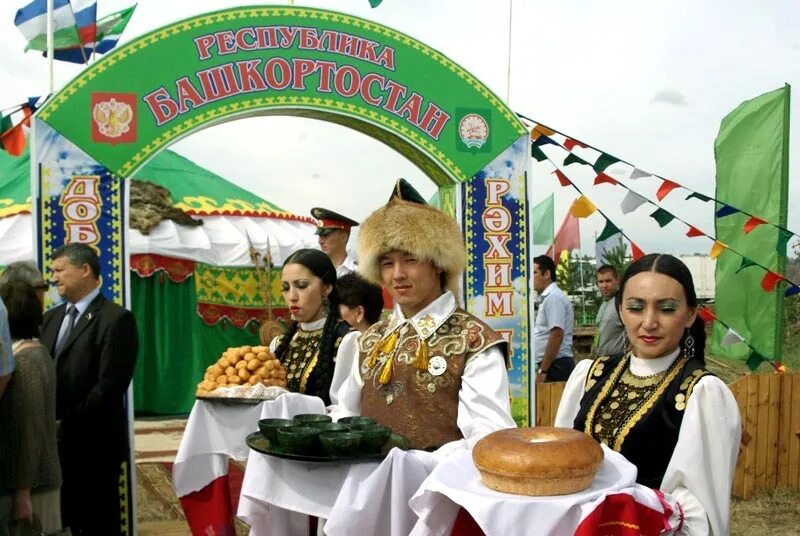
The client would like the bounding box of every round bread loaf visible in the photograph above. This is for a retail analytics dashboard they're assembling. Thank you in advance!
[472,427,603,496]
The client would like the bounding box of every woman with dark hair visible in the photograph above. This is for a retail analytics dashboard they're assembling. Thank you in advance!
[0,280,62,534]
[555,253,740,535]
[271,249,357,406]
[336,272,384,333]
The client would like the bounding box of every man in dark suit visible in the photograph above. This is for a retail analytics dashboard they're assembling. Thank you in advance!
[39,243,139,536]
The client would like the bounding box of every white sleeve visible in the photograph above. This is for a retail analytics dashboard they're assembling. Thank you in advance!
[457,345,517,446]
[553,358,592,428]
[268,335,281,353]
[328,335,364,420]
[328,331,361,406]
[658,376,741,535]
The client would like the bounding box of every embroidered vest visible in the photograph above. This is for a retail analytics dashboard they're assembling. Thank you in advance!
[358,309,506,450]
[278,320,350,406]
[573,353,712,488]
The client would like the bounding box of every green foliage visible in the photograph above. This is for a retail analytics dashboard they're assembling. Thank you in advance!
[600,241,631,278]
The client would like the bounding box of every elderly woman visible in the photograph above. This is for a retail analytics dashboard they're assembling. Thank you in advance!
[271,249,358,406]
[555,253,741,534]
[0,280,62,535]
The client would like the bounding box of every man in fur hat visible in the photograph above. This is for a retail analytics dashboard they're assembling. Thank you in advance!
[332,179,515,451]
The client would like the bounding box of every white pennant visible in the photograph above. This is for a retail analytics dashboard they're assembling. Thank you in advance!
[629,168,651,179]
[720,327,744,348]
[620,190,648,214]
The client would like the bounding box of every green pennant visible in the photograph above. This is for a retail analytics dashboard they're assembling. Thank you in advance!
[597,219,621,241]
[746,350,765,371]
[736,256,757,273]
[649,208,675,228]
[564,153,587,167]
[0,113,13,135]
[531,145,547,162]
[776,228,793,256]
[686,192,711,202]
[593,153,620,172]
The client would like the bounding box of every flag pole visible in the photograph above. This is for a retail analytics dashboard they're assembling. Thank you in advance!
[47,0,54,93]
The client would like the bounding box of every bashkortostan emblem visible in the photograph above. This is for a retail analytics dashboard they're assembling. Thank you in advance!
[458,113,489,149]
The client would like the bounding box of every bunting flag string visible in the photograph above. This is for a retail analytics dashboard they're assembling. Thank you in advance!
[524,124,788,373]
[517,112,800,254]
[520,118,800,295]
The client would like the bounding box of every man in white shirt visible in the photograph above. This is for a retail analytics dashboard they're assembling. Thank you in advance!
[334,179,515,449]
[311,207,358,277]
[533,254,575,382]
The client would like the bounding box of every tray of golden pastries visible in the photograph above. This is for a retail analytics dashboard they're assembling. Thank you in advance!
[247,415,409,463]
[196,345,288,403]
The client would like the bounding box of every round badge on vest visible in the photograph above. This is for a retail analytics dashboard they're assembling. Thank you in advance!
[428,356,447,376]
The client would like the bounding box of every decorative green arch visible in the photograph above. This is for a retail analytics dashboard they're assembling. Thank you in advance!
[37,5,526,185]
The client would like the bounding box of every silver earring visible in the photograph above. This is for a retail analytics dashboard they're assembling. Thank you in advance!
[684,332,695,360]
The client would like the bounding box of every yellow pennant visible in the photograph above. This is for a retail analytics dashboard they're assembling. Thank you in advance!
[710,241,727,259]
[570,196,597,218]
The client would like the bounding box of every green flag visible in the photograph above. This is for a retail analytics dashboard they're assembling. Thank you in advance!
[531,194,554,246]
[369,0,384,7]
[712,85,790,362]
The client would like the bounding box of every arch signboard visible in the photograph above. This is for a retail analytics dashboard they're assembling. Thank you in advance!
[32,7,532,532]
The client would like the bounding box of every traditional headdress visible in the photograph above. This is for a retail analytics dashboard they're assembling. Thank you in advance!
[358,179,466,299]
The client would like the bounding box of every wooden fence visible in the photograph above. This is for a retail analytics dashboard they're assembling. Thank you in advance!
[534,372,800,499]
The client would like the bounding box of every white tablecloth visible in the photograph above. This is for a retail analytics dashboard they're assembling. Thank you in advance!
[173,393,326,497]
[409,445,639,536]
[239,445,442,536]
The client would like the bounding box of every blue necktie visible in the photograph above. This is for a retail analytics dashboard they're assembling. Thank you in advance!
[56,305,79,357]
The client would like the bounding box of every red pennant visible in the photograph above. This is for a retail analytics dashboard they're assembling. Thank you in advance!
[761,271,783,292]
[655,179,680,201]
[593,172,619,186]
[698,308,717,322]
[552,169,570,187]
[564,138,588,151]
[630,241,645,261]
[743,216,767,234]
[686,226,704,238]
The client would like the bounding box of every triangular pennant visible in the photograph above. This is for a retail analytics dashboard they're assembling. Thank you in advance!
[563,138,588,151]
[698,308,717,322]
[630,241,645,260]
[593,153,620,173]
[776,228,793,256]
[720,327,745,348]
[736,257,757,273]
[743,216,767,234]
[746,351,765,371]
[620,190,648,215]
[715,204,739,218]
[785,285,800,298]
[533,135,559,148]
[649,208,676,228]
[564,153,588,167]
[686,192,711,202]
[710,241,727,259]
[597,219,621,242]
[761,271,783,292]
[531,145,548,162]
[628,168,651,179]
[531,124,556,141]
[593,172,619,186]
[569,196,597,218]
[656,179,681,201]
[553,169,570,187]
[686,226,705,238]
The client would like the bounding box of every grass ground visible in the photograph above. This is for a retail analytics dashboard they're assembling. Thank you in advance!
[731,488,800,535]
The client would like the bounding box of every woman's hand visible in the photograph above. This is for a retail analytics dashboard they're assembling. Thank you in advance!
[14,488,33,523]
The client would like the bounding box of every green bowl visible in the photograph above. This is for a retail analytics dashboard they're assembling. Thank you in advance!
[319,431,362,457]
[276,425,319,454]
[311,422,349,433]
[358,424,392,454]
[293,413,332,425]
[337,416,376,428]
[258,418,295,443]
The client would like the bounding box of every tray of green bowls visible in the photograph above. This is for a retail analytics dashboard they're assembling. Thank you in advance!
[247,414,410,462]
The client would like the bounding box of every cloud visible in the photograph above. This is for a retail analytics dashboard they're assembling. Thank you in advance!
[651,88,688,106]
